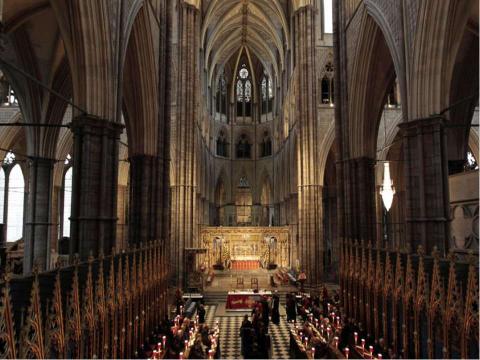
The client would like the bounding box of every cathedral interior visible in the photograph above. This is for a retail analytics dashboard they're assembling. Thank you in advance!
[0,0,478,359]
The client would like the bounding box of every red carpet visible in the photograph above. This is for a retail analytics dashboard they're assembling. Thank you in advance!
[231,260,260,270]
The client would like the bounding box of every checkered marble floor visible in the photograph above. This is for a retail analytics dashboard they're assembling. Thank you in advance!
[204,305,291,359]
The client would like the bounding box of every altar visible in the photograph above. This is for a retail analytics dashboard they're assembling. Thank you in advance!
[200,226,290,270]
[226,290,272,310]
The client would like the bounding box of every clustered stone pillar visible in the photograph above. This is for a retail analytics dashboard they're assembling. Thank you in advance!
[400,116,450,255]
[342,157,377,243]
[23,157,55,273]
[170,1,199,287]
[293,5,323,288]
[69,115,123,260]
[129,155,166,245]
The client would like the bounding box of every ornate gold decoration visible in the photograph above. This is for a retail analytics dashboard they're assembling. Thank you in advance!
[0,273,16,359]
[20,270,45,359]
[65,262,81,358]
[82,254,95,358]
[45,270,65,358]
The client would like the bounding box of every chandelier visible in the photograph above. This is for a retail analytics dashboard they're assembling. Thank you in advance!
[379,161,395,211]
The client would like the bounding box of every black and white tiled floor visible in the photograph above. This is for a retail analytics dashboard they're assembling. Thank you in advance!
[204,305,291,359]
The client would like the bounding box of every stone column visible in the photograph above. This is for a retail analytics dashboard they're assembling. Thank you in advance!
[170,1,199,287]
[23,157,55,273]
[294,5,323,288]
[342,157,377,243]
[69,115,123,260]
[129,155,166,245]
[399,116,449,254]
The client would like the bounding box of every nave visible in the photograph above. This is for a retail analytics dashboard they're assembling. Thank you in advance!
[0,0,478,359]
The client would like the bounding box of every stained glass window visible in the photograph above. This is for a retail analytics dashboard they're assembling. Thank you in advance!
[244,80,251,102]
[236,80,244,102]
[239,67,249,79]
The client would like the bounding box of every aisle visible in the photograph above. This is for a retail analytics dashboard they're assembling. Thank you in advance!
[204,304,291,359]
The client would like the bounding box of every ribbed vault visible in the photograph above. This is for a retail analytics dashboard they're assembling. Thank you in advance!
[202,0,288,87]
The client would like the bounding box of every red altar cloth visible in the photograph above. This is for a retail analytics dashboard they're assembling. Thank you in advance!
[231,260,260,270]
[226,291,272,310]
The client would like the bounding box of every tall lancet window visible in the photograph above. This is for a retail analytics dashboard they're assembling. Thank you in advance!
[216,73,227,122]
[320,62,334,105]
[236,64,252,121]
[2,150,25,242]
[260,72,274,122]
[62,155,73,238]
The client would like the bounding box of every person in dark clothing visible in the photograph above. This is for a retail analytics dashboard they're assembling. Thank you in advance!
[286,293,297,322]
[240,315,253,357]
[197,303,206,324]
[261,297,270,328]
[271,292,280,325]
[256,327,271,359]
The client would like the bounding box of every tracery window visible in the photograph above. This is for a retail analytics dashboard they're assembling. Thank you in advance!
[0,151,25,242]
[320,62,334,105]
[260,72,274,121]
[236,64,253,120]
[216,73,227,122]
[236,134,251,159]
[216,131,229,157]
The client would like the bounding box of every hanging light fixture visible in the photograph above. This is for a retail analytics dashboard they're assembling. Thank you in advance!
[380,161,395,211]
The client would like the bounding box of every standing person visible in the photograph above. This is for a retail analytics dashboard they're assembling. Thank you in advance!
[239,315,253,357]
[286,293,296,322]
[271,291,280,325]
[261,296,270,328]
[197,303,206,324]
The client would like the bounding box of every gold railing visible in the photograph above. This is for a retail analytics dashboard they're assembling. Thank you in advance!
[339,239,479,359]
[0,241,169,359]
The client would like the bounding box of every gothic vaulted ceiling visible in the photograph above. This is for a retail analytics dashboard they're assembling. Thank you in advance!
[201,0,290,86]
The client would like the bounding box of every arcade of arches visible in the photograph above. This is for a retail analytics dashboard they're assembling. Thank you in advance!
[0,0,478,359]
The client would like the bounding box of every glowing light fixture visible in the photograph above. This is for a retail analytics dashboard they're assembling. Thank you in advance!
[380,162,395,211]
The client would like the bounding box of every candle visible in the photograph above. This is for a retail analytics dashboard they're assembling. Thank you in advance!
[184,340,188,349]
[369,345,374,358]
[378,354,383,359]
[311,347,315,357]
[354,332,358,345]
[304,337,308,347]
[336,316,340,326]
[344,347,350,359]
[361,338,365,351]
[208,350,214,359]
[157,342,162,350]
[327,303,331,312]
[179,352,184,360]
[162,335,166,348]
[334,336,339,349]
